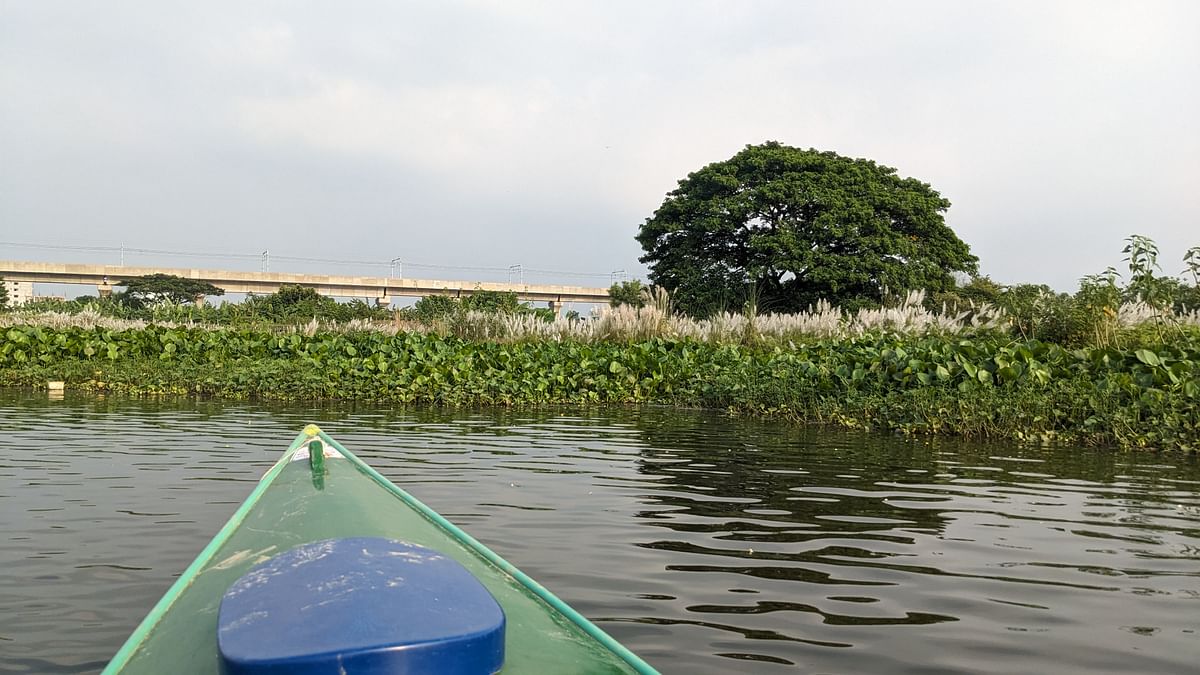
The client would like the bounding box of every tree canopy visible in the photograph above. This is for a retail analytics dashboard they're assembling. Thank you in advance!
[0,277,9,309]
[405,290,554,324]
[240,285,386,322]
[608,280,646,308]
[118,274,225,307]
[636,142,979,315]
[461,289,522,314]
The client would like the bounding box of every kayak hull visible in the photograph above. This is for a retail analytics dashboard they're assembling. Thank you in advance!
[103,428,656,674]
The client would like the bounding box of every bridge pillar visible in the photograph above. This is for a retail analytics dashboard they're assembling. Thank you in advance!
[97,283,113,298]
[548,299,563,316]
[194,294,206,307]
[376,295,392,308]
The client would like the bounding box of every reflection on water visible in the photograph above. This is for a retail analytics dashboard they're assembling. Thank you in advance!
[1,391,1198,674]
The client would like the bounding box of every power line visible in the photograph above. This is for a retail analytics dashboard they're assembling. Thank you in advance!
[0,241,261,259]
[0,240,626,280]
[270,254,389,267]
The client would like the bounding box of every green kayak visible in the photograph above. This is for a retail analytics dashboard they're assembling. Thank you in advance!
[103,425,658,674]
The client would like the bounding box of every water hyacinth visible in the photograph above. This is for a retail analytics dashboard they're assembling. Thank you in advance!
[2,319,1196,450]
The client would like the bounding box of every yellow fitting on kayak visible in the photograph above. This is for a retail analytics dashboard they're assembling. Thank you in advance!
[303,424,322,437]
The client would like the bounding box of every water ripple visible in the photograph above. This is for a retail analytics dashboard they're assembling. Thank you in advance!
[2,392,1198,674]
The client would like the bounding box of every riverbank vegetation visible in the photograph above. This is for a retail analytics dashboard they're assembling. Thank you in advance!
[3,236,1200,451]
[0,321,1197,450]
[3,139,1198,451]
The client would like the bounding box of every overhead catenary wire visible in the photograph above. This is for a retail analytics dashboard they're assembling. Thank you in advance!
[0,240,624,280]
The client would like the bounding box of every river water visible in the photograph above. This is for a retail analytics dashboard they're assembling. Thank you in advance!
[1,390,1198,674]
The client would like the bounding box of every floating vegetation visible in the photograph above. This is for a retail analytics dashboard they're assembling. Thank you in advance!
[1,324,1196,450]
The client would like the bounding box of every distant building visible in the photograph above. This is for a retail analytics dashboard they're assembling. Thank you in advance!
[3,279,31,306]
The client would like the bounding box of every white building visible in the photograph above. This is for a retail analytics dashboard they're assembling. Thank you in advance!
[2,279,31,306]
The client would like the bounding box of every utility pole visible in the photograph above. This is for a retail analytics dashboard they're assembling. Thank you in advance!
[261,250,269,273]
[390,257,403,279]
[508,264,523,285]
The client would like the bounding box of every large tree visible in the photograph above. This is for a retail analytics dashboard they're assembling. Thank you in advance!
[637,142,979,315]
[119,274,225,307]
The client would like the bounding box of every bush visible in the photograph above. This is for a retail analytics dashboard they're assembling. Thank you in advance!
[461,290,521,314]
[411,295,460,322]
[608,280,646,308]
[240,285,389,323]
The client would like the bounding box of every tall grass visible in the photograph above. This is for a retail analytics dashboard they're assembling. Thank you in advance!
[6,290,1199,345]
[0,308,160,331]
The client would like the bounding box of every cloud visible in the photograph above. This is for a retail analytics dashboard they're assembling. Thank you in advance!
[1,1,1197,290]
[235,77,548,173]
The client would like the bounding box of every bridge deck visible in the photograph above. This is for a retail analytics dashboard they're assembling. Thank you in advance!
[0,260,610,304]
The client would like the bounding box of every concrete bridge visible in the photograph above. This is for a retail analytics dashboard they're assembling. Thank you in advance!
[0,260,611,313]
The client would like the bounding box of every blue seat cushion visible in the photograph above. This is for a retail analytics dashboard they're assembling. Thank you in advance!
[217,537,505,674]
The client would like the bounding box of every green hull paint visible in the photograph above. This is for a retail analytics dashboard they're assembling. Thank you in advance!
[103,429,657,674]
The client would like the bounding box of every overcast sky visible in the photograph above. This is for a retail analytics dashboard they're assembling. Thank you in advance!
[2,1,1197,292]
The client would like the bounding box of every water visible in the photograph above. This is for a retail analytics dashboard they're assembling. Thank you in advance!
[2,391,1198,674]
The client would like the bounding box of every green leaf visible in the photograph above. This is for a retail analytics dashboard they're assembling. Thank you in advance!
[1134,349,1160,367]
[997,365,1021,382]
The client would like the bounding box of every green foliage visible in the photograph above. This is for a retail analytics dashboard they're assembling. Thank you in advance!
[1175,283,1200,313]
[608,280,646,308]
[942,235,1200,347]
[636,142,979,316]
[119,274,225,307]
[2,326,1197,450]
[927,276,1004,313]
[239,285,388,323]
[0,277,8,310]
[15,296,128,318]
[994,284,1060,341]
[1074,269,1122,346]
[1184,246,1200,286]
[525,307,557,323]
[406,291,550,326]
[410,295,460,322]
[461,290,521,314]
[1123,234,1173,318]
[989,277,1125,348]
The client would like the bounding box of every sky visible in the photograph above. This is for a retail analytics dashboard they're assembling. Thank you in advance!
[2,1,1198,294]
